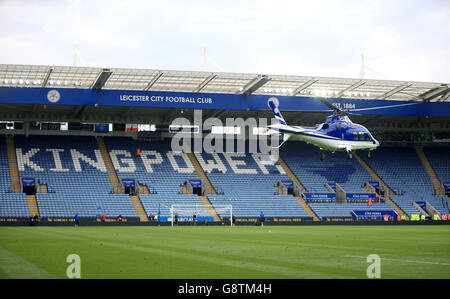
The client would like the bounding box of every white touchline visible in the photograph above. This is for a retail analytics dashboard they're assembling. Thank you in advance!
[344,255,450,266]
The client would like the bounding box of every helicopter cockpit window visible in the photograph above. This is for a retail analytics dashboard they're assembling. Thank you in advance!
[321,123,329,130]
[359,132,365,140]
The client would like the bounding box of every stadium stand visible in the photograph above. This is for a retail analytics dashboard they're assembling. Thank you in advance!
[103,137,210,219]
[279,142,373,193]
[0,135,30,218]
[423,147,450,185]
[0,134,448,221]
[13,135,138,218]
[197,150,311,218]
[277,141,394,219]
[0,192,29,218]
[0,135,11,193]
[360,146,433,195]
[360,146,448,216]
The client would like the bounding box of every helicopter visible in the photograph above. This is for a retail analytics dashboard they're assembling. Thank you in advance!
[264,97,380,161]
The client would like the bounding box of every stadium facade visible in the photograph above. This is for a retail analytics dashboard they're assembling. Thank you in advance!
[0,64,449,225]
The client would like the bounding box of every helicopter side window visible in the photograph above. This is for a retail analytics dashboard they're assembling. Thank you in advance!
[361,132,370,141]
[321,123,329,130]
[359,132,365,140]
[353,132,358,140]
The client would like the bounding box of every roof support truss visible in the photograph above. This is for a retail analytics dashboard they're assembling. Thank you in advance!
[192,73,216,93]
[91,69,112,89]
[377,82,412,100]
[289,79,318,96]
[419,85,449,102]
[41,67,53,87]
[336,80,366,98]
[241,75,271,95]
[440,90,450,102]
[144,72,163,91]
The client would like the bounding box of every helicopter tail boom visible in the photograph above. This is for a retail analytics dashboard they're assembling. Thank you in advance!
[268,97,287,125]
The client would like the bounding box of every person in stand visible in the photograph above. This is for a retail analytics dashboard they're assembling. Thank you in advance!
[149,213,154,222]
[259,211,265,227]
[192,212,197,226]
[74,214,79,227]
[101,213,106,222]
[174,212,179,226]
[117,214,123,222]
[136,148,141,157]
[231,214,236,227]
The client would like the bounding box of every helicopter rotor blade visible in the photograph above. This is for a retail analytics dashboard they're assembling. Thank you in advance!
[317,97,343,113]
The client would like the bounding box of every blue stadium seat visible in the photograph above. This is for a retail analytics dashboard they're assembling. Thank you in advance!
[104,137,206,218]
[197,150,310,218]
[424,147,450,184]
[1,135,447,220]
[360,146,449,216]
[13,135,138,218]
[0,136,30,218]
[280,142,373,193]
[0,135,12,193]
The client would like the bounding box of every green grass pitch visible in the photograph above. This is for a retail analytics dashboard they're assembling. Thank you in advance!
[0,225,449,279]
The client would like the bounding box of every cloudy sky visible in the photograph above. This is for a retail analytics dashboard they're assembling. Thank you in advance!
[0,0,449,83]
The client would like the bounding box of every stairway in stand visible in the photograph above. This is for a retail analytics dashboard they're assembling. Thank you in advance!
[277,156,320,221]
[130,195,149,222]
[97,137,148,222]
[6,136,40,217]
[5,136,21,193]
[199,196,221,222]
[187,153,221,221]
[97,138,122,193]
[187,153,217,194]
[38,184,48,193]
[26,194,40,218]
[415,146,445,196]
[137,182,150,194]
[353,151,409,220]
[294,196,320,221]
[277,156,308,194]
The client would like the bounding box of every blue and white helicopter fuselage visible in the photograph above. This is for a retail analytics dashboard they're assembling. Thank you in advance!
[265,97,379,160]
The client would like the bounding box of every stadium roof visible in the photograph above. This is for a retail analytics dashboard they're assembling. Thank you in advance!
[0,64,449,102]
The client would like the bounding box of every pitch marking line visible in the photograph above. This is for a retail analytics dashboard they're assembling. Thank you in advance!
[0,246,56,278]
[28,228,343,278]
[344,255,450,266]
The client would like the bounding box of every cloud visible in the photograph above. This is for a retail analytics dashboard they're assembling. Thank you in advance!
[0,0,448,82]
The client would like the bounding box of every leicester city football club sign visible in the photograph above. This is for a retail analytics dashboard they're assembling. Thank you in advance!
[0,86,449,117]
